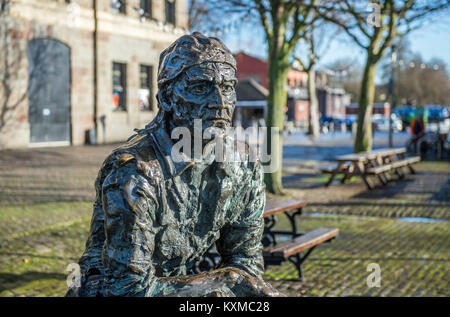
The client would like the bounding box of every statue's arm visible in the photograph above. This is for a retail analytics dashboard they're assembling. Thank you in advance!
[216,161,266,278]
[78,168,108,279]
[101,163,161,296]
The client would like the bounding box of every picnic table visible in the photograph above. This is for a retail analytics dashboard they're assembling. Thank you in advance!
[322,147,421,190]
[192,199,339,280]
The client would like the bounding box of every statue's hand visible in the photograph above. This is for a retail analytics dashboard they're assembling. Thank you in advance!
[215,267,285,297]
[155,267,284,297]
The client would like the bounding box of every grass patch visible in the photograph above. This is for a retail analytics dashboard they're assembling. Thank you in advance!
[0,201,92,239]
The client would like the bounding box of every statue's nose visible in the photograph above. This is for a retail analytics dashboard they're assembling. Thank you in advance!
[207,85,228,110]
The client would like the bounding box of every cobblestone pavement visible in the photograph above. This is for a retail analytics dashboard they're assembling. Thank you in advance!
[0,140,448,297]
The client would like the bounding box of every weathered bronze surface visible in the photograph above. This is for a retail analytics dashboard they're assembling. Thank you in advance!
[66,32,282,297]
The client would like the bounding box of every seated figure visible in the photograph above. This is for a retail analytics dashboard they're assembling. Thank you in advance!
[67,32,281,297]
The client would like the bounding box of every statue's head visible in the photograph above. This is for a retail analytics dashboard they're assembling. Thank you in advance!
[156,32,237,131]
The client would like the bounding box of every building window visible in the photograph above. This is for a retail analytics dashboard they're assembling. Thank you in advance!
[112,62,127,111]
[139,65,153,111]
[111,0,126,14]
[1,0,10,13]
[165,0,176,25]
[139,0,152,19]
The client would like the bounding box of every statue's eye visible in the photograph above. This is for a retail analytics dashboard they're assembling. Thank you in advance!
[190,83,210,95]
[221,84,234,94]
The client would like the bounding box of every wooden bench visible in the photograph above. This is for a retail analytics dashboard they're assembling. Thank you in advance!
[262,199,339,280]
[261,199,307,249]
[263,228,339,280]
[325,148,421,189]
[263,228,340,258]
[192,199,339,281]
[264,199,307,217]
[371,155,420,179]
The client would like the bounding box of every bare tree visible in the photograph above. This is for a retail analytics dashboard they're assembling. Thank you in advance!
[188,0,215,31]
[294,20,337,137]
[325,57,363,102]
[378,54,450,106]
[0,16,27,136]
[318,0,450,152]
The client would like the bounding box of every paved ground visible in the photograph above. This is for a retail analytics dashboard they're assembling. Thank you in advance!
[0,132,448,297]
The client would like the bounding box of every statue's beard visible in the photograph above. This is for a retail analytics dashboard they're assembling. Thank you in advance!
[203,118,231,129]
[171,104,233,131]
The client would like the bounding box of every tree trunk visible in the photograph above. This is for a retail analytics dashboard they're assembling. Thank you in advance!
[307,66,320,137]
[263,53,290,194]
[354,56,378,153]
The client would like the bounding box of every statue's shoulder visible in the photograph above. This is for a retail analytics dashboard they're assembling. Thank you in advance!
[98,130,162,183]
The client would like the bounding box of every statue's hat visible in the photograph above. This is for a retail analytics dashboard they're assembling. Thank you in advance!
[157,32,236,88]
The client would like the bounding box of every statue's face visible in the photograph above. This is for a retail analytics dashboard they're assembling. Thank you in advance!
[168,62,237,130]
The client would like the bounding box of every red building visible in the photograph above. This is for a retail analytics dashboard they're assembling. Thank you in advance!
[234,52,269,88]
[234,52,309,127]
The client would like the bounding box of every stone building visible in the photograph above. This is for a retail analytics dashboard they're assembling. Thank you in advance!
[0,0,187,149]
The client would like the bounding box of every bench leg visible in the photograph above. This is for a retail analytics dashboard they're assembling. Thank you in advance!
[326,162,345,187]
[408,164,416,174]
[355,163,373,190]
[288,246,317,281]
[383,171,392,183]
[377,174,387,185]
[341,172,350,184]
[285,208,303,237]
[288,254,303,281]
[325,170,338,187]
[361,175,373,190]
[395,167,405,179]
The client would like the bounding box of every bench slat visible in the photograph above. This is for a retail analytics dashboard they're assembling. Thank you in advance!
[391,160,409,169]
[379,156,420,170]
[405,156,420,164]
[371,147,406,156]
[263,199,307,218]
[366,164,392,174]
[263,228,339,258]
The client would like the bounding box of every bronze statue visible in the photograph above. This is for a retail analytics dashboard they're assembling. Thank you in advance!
[67,32,281,297]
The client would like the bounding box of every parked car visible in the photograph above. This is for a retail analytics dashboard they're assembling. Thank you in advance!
[320,115,334,126]
[345,115,357,131]
[393,106,416,131]
[393,106,416,121]
[424,105,449,122]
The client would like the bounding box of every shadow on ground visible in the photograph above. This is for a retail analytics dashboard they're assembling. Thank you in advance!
[0,272,66,292]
